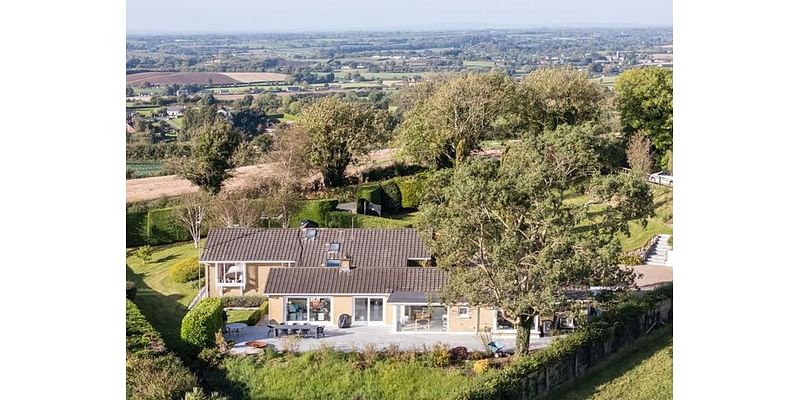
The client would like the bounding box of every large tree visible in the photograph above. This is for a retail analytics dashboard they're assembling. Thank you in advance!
[418,123,654,353]
[178,118,241,194]
[395,72,517,169]
[615,67,673,168]
[518,67,609,134]
[296,96,387,187]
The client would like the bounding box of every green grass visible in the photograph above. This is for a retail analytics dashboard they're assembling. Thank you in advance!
[463,60,496,68]
[225,309,255,325]
[126,240,204,351]
[216,351,473,400]
[544,327,673,400]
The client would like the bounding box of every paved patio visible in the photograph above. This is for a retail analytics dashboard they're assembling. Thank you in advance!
[226,324,556,355]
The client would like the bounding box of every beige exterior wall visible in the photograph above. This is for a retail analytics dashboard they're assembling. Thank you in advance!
[268,296,284,323]
[478,307,496,332]
[384,300,395,326]
[448,305,478,333]
[332,296,353,322]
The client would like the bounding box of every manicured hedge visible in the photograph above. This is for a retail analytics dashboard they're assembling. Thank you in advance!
[290,199,339,227]
[395,175,427,209]
[380,181,402,212]
[325,211,415,229]
[246,301,270,326]
[220,296,270,308]
[147,208,191,245]
[126,281,137,300]
[355,183,383,205]
[127,211,148,247]
[180,298,224,352]
[127,299,166,356]
[170,256,201,283]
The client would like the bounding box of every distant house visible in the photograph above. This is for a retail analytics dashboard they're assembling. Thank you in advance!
[166,106,185,119]
[286,86,301,92]
[176,89,191,96]
[216,107,233,122]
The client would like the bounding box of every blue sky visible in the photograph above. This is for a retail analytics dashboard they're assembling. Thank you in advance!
[127,0,672,34]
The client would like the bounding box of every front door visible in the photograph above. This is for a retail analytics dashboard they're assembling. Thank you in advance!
[353,297,384,325]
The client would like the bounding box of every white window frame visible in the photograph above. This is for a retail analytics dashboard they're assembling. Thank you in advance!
[457,306,470,319]
[217,262,245,287]
[284,296,334,325]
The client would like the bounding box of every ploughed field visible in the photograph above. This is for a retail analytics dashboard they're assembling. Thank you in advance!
[126,71,289,86]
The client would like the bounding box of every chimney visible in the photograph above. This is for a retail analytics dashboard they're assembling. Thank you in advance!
[340,257,351,272]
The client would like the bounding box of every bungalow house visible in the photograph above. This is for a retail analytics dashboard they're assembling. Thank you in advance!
[166,106,185,118]
[200,227,541,335]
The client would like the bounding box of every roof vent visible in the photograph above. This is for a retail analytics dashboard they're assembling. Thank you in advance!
[305,228,318,240]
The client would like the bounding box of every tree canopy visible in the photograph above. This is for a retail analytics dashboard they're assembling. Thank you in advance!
[394,72,517,169]
[296,96,388,187]
[178,118,241,194]
[418,123,654,353]
[615,68,673,168]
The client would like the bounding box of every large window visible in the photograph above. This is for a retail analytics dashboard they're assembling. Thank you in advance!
[496,310,515,331]
[217,263,243,286]
[354,297,385,324]
[286,297,332,323]
[286,298,308,322]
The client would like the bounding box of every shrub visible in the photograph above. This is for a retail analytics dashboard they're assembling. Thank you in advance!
[127,210,148,247]
[355,183,383,205]
[619,253,643,266]
[220,296,270,308]
[126,354,198,400]
[126,281,137,300]
[147,207,190,245]
[127,299,166,356]
[134,245,153,266]
[170,256,201,283]
[290,199,339,227]
[181,298,224,353]
[472,359,491,375]
[395,175,426,209]
[380,181,402,212]
[279,334,302,353]
[428,343,451,368]
[449,346,469,362]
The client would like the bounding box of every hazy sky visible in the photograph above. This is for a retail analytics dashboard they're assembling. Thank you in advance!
[127,0,672,34]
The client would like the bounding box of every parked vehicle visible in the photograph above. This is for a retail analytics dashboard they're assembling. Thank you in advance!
[648,171,674,186]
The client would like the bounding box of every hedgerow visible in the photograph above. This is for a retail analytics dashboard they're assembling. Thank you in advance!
[181,298,224,353]
[170,256,201,283]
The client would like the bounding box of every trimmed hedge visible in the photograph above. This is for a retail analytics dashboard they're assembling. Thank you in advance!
[356,183,383,205]
[380,181,402,212]
[245,301,270,326]
[180,298,224,353]
[220,296,270,308]
[169,256,201,283]
[127,211,148,247]
[290,199,339,227]
[395,174,429,209]
[147,208,191,245]
[455,285,673,400]
[325,211,415,229]
[126,281,137,300]
[127,299,166,356]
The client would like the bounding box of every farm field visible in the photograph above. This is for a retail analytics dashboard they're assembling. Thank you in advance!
[126,161,164,178]
[126,71,239,86]
[543,326,673,400]
[220,72,289,82]
[126,240,204,351]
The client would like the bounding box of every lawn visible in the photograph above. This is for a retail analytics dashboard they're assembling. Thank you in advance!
[126,240,204,351]
[212,350,474,400]
[225,309,255,325]
[543,326,673,400]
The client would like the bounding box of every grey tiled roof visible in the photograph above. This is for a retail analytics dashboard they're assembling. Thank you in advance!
[200,228,430,267]
[264,267,448,295]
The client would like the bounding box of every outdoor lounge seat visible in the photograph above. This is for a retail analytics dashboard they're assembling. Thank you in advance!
[316,326,325,338]
[265,325,277,338]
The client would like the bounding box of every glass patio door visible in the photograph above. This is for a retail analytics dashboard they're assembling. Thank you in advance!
[353,297,384,324]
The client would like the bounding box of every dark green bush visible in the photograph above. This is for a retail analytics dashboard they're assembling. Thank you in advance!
[355,183,383,205]
[220,296,270,308]
[126,354,198,400]
[127,210,148,247]
[395,175,427,209]
[181,298,224,352]
[127,299,166,356]
[290,199,339,227]
[147,208,190,245]
[169,256,201,283]
[126,281,137,300]
[246,301,270,326]
[380,181,402,212]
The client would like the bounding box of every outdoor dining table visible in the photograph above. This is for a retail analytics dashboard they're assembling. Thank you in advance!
[272,324,322,338]
[226,322,247,337]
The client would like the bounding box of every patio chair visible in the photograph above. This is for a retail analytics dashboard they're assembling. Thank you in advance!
[315,326,325,339]
[265,324,277,338]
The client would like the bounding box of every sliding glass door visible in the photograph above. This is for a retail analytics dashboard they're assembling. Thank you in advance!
[353,297,385,325]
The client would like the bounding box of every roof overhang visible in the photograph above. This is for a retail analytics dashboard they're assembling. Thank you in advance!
[387,291,441,304]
